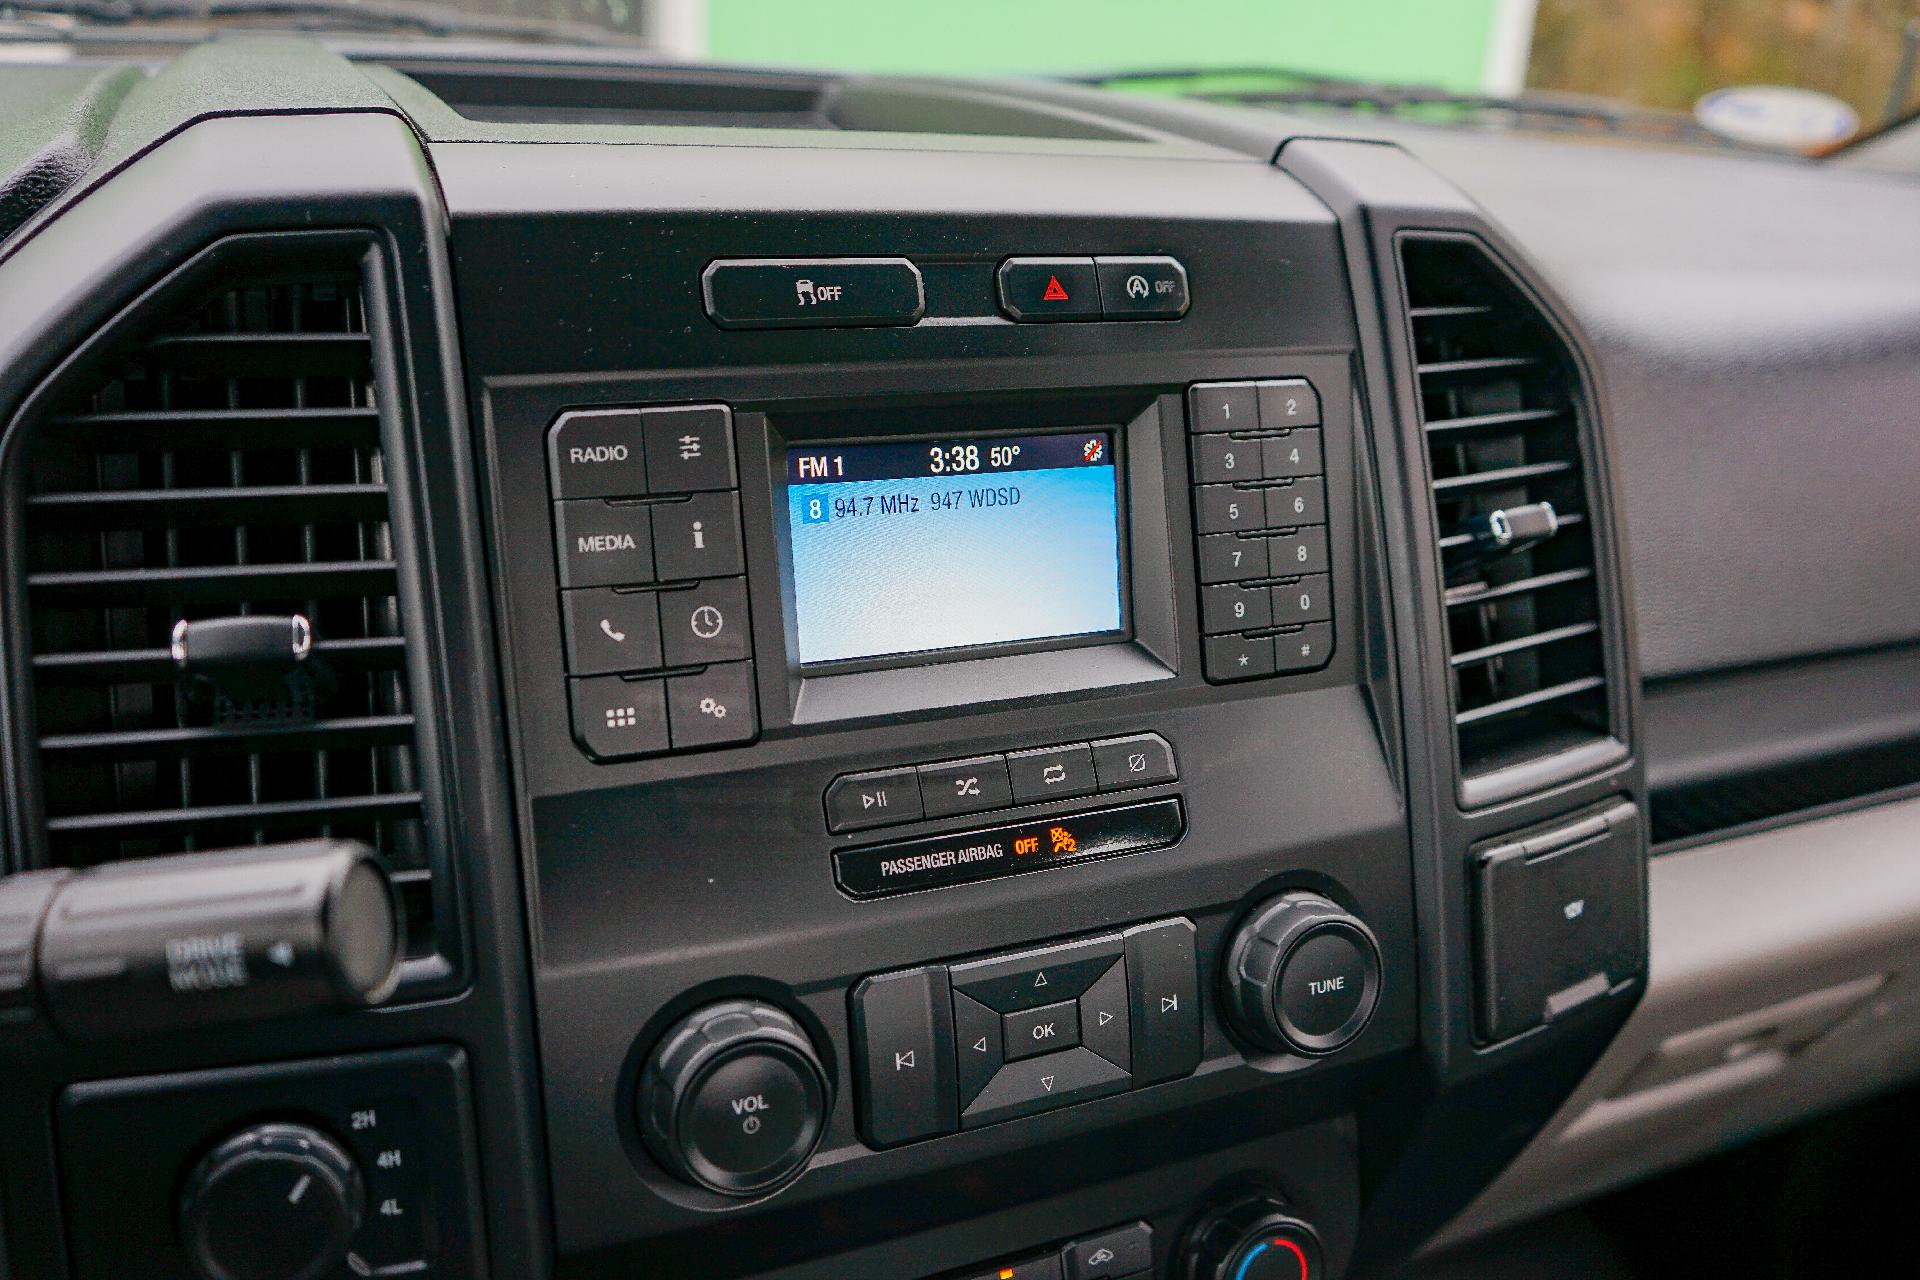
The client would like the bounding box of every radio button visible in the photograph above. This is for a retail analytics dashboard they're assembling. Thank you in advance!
[1197,534,1266,584]
[1266,477,1327,528]
[1006,744,1097,805]
[555,499,654,588]
[549,409,648,500]
[1274,623,1335,674]
[1189,383,1259,434]
[1003,1000,1080,1063]
[826,769,923,832]
[1195,483,1269,535]
[1267,528,1330,577]
[1262,429,1324,479]
[1271,575,1332,626]
[1202,583,1272,635]
[562,587,662,675]
[660,577,751,668]
[1089,733,1177,790]
[667,661,758,750]
[642,405,736,494]
[569,675,668,760]
[1257,378,1322,428]
[1191,434,1260,485]
[1205,633,1276,682]
[920,755,1013,819]
[651,491,744,583]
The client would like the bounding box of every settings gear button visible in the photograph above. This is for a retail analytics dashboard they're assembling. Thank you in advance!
[668,661,758,749]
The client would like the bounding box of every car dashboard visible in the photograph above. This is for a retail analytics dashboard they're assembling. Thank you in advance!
[0,40,1917,1280]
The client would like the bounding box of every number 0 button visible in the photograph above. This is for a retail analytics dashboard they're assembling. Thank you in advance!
[919,756,1014,818]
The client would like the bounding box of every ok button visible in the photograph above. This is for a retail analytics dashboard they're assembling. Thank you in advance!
[1002,1000,1081,1062]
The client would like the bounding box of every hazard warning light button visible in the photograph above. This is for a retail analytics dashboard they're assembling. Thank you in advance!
[997,257,1102,322]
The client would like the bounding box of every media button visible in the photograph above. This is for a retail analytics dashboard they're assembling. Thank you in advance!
[826,769,924,832]
[548,409,648,500]
[1006,744,1097,805]
[562,586,662,675]
[1089,733,1177,790]
[919,755,1014,819]
[569,675,668,760]
[703,258,925,330]
[555,499,655,588]
[667,660,758,750]
[660,577,750,667]
[642,405,736,494]
[651,490,744,583]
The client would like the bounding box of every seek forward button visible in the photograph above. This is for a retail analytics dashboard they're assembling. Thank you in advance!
[826,768,924,833]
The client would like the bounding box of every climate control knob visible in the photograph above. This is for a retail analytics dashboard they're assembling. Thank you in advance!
[1223,892,1381,1056]
[638,999,829,1196]
[1181,1195,1323,1280]
[178,1122,364,1280]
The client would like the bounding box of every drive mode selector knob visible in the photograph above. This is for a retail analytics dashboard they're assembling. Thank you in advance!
[178,1122,364,1280]
[1181,1195,1324,1280]
[1224,892,1382,1056]
[639,999,829,1195]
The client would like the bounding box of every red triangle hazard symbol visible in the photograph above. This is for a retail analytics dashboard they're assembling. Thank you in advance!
[1041,275,1070,302]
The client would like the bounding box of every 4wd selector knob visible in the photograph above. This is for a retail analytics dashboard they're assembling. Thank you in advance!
[1181,1194,1323,1280]
[178,1122,364,1280]
[639,999,829,1196]
[1224,892,1381,1056]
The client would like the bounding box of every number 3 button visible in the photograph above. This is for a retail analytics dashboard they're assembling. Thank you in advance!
[919,756,1014,818]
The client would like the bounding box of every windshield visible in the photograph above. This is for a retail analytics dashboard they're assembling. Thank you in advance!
[13,0,1920,151]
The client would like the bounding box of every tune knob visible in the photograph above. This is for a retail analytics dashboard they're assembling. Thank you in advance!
[638,999,829,1196]
[1181,1195,1323,1280]
[1223,892,1382,1056]
[178,1122,364,1280]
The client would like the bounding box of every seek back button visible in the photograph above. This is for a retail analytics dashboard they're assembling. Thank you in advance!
[826,768,924,833]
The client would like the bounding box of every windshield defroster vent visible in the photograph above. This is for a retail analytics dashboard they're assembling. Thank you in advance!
[1399,235,1616,791]
[12,243,447,970]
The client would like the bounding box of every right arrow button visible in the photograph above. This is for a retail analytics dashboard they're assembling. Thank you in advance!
[1124,918,1201,1084]
[1078,957,1131,1071]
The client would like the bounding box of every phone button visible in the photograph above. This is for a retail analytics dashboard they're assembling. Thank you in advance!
[562,586,662,675]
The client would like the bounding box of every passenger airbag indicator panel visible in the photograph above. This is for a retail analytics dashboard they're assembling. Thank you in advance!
[833,799,1184,898]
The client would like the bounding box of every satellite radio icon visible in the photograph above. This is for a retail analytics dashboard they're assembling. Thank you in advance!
[1083,438,1105,464]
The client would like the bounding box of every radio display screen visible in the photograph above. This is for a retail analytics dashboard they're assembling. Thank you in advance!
[784,430,1125,666]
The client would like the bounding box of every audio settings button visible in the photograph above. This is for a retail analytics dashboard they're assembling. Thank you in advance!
[667,661,758,750]
[569,675,668,760]
[562,587,662,675]
[826,769,924,832]
[641,404,736,493]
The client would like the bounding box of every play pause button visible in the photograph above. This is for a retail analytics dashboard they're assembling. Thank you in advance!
[826,768,925,832]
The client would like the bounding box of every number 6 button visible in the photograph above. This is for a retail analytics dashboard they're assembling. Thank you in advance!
[918,755,1014,818]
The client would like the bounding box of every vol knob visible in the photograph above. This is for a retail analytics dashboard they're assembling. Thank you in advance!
[1224,892,1382,1056]
[1181,1194,1323,1280]
[178,1122,364,1280]
[638,999,829,1196]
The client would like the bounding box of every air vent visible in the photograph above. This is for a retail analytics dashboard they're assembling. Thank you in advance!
[1399,235,1614,787]
[14,248,443,967]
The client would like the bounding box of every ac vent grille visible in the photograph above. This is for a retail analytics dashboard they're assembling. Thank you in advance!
[1400,236,1613,781]
[19,264,438,960]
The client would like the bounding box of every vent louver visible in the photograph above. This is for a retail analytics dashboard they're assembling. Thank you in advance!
[16,254,440,963]
[1400,236,1613,784]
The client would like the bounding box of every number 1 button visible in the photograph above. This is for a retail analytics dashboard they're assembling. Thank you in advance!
[918,755,1014,818]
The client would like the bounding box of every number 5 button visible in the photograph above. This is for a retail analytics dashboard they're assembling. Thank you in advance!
[919,755,1013,818]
